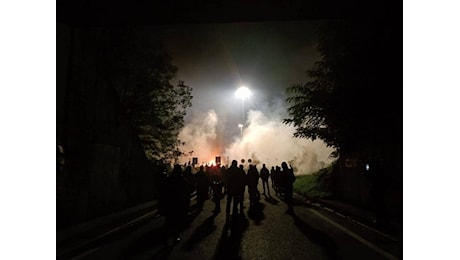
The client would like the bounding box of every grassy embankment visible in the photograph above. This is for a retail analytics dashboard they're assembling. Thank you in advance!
[293,164,334,199]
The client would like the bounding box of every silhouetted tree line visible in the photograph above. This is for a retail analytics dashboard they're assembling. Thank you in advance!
[87,27,193,163]
[284,19,401,156]
[284,19,402,226]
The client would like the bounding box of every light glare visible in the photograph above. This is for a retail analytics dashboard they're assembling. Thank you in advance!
[235,86,251,100]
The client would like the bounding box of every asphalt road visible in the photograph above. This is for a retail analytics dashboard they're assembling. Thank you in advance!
[70,183,401,260]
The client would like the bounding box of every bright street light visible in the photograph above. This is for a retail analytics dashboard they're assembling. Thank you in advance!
[235,86,251,100]
[235,86,251,125]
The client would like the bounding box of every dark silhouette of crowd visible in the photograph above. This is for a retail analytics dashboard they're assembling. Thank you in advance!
[157,159,296,245]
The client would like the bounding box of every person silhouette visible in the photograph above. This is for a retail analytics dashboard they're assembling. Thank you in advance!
[161,164,190,244]
[247,164,260,206]
[226,160,246,218]
[195,165,210,211]
[210,165,223,214]
[281,162,296,213]
[260,163,270,196]
[368,160,389,227]
[183,165,195,196]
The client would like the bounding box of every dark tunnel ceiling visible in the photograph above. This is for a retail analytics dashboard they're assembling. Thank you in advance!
[57,0,400,26]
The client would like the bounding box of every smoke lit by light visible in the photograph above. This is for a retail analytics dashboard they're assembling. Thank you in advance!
[178,105,334,175]
[178,110,224,165]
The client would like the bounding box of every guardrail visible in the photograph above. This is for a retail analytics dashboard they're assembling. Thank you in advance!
[57,200,158,259]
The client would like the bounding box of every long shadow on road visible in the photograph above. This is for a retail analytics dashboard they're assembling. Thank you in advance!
[212,214,249,260]
[187,204,204,225]
[247,202,265,226]
[263,195,279,205]
[289,211,342,260]
[183,213,217,251]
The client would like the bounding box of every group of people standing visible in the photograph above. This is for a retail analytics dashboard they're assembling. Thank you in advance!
[157,160,296,244]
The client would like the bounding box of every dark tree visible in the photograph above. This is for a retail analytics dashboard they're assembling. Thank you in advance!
[284,19,401,155]
[88,27,193,163]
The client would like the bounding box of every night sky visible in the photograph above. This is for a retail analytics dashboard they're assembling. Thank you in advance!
[155,21,321,140]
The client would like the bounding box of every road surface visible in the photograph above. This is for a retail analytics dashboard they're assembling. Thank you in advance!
[68,183,401,260]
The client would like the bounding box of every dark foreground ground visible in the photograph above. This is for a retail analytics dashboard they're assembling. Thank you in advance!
[58,182,402,260]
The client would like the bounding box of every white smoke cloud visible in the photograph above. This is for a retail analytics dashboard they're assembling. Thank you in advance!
[225,110,334,175]
[178,109,222,165]
[178,107,335,175]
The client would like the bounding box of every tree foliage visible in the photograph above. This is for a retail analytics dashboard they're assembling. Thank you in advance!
[89,27,193,163]
[284,20,401,155]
